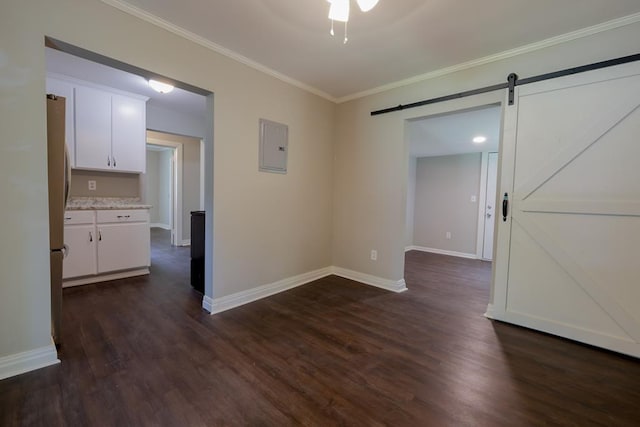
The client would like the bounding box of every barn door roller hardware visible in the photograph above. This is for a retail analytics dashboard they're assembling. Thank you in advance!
[370,53,640,116]
[507,73,518,106]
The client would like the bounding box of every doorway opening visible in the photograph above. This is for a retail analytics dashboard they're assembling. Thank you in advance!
[45,37,214,324]
[405,104,502,263]
[143,130,204,250]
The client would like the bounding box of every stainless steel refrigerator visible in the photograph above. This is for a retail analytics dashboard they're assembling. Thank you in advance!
[46,94,71,346]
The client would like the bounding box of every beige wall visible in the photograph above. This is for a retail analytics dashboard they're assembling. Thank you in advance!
[157,150,172,228]
[70,169,139,197]
[145,131,202,241]
[182,136,200,240]
[413,154,482,255]
[145,150,161,224]
[332,21,640,283]
[405,157,417,247]
[145,149,172,226]
[1,0,334,363]
[147,103,205,139]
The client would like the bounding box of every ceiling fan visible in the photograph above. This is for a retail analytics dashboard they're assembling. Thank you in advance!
[327,0,380,43]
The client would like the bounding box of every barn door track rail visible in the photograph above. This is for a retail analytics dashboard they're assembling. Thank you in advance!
[370,53,640,116]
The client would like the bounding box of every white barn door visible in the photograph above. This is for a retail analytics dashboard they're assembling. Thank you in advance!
[488,62,640,358]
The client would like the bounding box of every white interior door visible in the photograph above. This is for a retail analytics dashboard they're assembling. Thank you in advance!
[489,61,640,358]
[482,152,498,260]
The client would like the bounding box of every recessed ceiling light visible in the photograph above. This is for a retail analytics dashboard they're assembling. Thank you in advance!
[473,136,487,144]
[148,79,174,94]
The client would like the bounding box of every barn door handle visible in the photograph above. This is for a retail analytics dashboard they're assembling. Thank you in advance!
[502,193,509,222]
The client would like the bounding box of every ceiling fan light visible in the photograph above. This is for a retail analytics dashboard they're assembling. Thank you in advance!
[328,0,350,22]
[356,0,379,12]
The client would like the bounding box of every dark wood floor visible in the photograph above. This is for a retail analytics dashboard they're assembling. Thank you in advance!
[2,244,640,426]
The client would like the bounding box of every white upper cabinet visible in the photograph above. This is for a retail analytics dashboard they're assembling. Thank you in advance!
[49,75,148,174]
[45,77,76,167]
[75,85,112,170]
[111,95,146,173]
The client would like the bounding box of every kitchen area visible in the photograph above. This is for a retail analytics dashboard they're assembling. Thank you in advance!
[45,44,208,342]
[48,73,153,288]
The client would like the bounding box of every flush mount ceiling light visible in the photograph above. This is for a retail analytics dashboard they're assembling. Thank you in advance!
[473,136,487,144]
[148,79,174,94]
[327,0,380,44]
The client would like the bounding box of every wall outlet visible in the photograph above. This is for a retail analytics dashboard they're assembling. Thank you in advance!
[88,180,97,191]
[370,249,378,261]
[471,195,477,203]
[446,232,452,240]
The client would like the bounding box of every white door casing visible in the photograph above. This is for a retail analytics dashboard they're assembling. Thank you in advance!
[482,152,498,260]
[488,61,640,358]
[146,134,184,247]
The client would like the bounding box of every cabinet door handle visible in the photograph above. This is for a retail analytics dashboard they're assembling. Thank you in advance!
[89,231,93,242]
[98,230,102,241]
[117,215,131,219]
[113,157,116,168]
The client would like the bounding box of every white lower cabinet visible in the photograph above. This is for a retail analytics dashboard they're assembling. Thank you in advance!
[63,212,97,279]
[97,223,150,274]
[63,209,150,285]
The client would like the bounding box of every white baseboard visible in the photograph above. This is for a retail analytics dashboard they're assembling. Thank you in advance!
[205,267,333,314]
[202,295,214,313]
[63,268,150,287]
[484,303,501,319]
[331,267,408,293]
[201,266,408,315]
[406,245,477,260]
[179,239,191,247]
[0,342,59,380]
[150,223,171,230]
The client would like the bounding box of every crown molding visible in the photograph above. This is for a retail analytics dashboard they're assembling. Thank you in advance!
[336,12,640,103]
[100,1,640,105]
[100,0,338,102]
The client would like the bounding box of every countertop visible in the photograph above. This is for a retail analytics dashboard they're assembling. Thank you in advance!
[66,197,152,211]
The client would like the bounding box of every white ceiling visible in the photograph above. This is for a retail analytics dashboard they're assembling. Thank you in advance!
[408,105,501,158]
[45,47,207,120]
[104,0,640,100]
